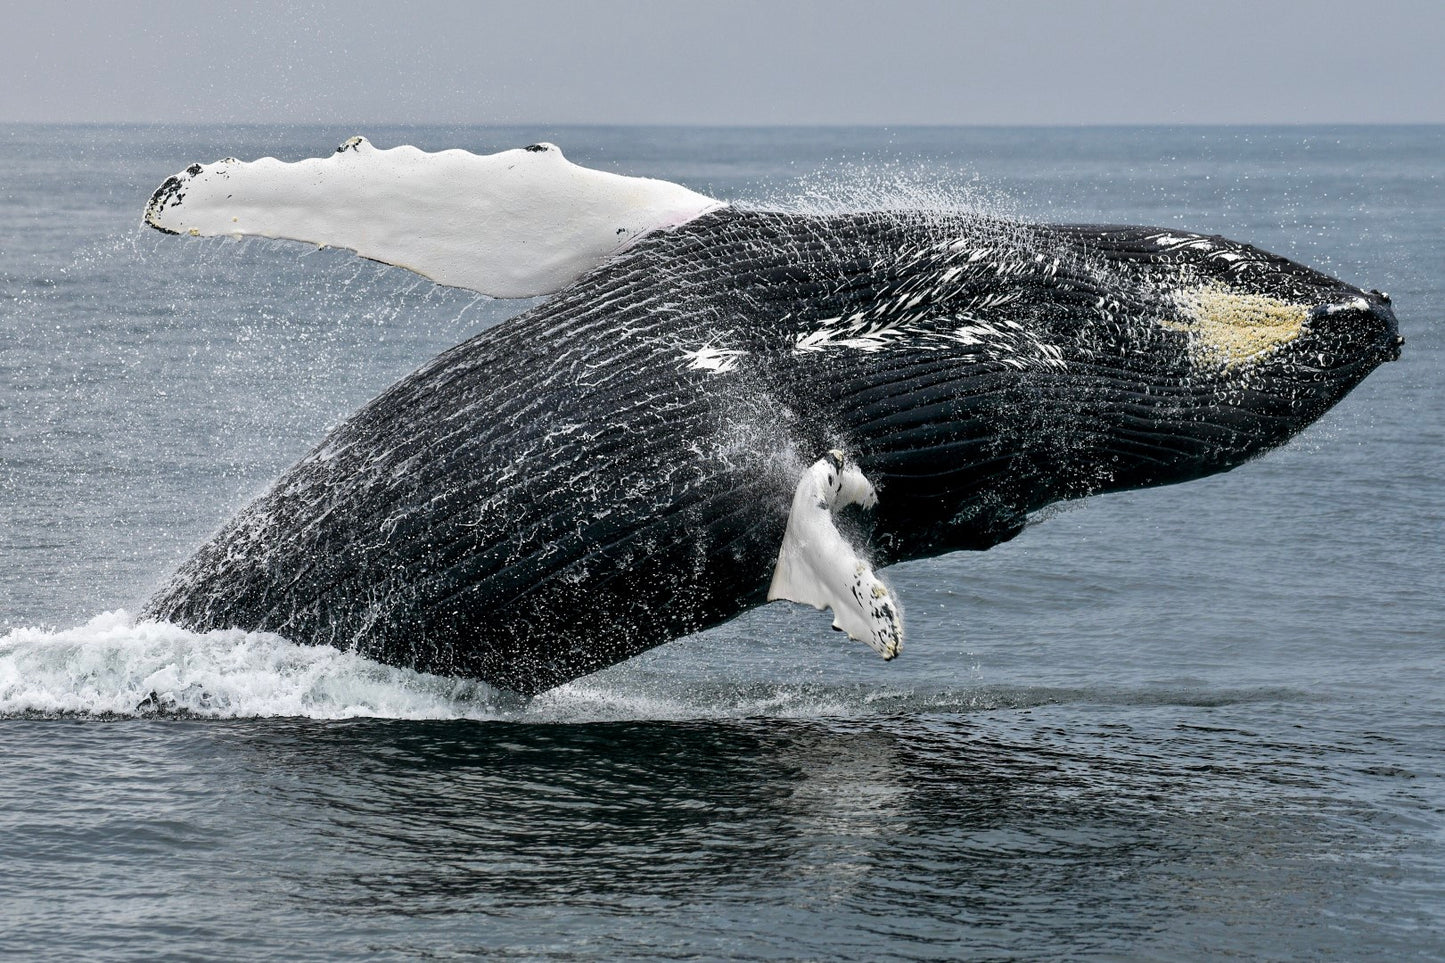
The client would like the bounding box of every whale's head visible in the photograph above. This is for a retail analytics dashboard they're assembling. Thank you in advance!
[1059,229,1402,494]
[833,219,1401,558]
[982,222,1398,517]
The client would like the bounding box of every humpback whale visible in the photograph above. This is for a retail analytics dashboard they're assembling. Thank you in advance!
[140,138,1401,695]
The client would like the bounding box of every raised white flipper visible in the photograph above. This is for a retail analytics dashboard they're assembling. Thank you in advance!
[143,137,724,298]
[768,450,903,659]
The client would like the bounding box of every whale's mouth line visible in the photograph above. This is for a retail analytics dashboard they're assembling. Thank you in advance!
[1278,332,1402,373]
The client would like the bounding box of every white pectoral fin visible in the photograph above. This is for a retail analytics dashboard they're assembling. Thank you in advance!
[767,451,903,660]
[143,137,724,298]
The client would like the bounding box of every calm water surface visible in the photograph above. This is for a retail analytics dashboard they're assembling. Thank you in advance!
[1,125,1441,960]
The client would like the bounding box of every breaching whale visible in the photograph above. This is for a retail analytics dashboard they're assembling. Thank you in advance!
[140,138,1401,694]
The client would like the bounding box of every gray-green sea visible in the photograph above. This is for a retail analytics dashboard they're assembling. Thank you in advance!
[2,125,1441,960]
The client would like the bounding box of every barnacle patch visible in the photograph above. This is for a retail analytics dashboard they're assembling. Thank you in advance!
[1165,284,1308,369]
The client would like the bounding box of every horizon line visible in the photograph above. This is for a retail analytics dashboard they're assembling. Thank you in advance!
[4,120,1444,130]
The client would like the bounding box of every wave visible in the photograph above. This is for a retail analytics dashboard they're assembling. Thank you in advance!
[0,611,499,720]
[0,611,1309,723]
[0,611,903,722]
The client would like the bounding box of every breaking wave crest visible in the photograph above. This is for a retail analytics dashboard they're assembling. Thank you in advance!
[0,611,508,721]
[0,611,937,722]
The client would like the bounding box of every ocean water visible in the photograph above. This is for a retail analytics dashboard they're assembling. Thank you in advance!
[1,125,1441,960]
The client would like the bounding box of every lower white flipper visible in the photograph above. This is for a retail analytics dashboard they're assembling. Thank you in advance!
[143,137,724,299]
[768,450,903,659]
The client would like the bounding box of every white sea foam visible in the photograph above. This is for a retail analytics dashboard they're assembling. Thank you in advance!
[0,611,510,721]
[0,611,896,722]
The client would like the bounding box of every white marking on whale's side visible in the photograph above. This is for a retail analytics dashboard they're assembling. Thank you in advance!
[681,346,748,373]
[143,137,724,299]
[768,451,902,660]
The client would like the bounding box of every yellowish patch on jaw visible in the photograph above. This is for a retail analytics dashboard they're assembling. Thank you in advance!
[1164,284,1309,369]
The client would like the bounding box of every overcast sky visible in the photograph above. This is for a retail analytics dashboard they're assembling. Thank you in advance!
[4,0,1442,125]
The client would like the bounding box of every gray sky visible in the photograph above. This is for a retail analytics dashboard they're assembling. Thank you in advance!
[4,0,1442,125]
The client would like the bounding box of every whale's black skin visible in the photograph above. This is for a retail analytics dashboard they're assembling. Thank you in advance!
[144,209,1399,694]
